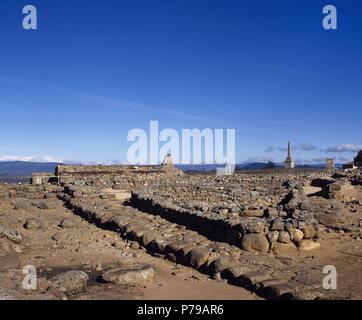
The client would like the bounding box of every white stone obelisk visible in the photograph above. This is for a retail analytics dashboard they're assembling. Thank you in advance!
[284,141,295,169]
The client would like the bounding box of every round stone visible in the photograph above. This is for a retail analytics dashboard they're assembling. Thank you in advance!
[278,231,291,244]
[290,229,304,242]
[241,234,270,253]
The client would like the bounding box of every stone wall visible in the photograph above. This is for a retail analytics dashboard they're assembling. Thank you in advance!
[56,165,166,175]
[31,173,55,185]
[131,186,323,255]
[55,164,183,184]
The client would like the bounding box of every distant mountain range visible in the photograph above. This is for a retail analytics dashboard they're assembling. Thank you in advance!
[0,161,59,183]
[0,161,343,183]
[177,162,342,172]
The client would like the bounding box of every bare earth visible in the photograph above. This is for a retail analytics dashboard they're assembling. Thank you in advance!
[0,171,361,300]
[0,193,258,300]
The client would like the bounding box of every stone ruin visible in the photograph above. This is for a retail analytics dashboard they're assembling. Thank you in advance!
[31,164,183,186]
[31,164,362,257]
[31,172,54,185]
[4,162,359,299]
[130,173,357,256]
[48,164,361,257]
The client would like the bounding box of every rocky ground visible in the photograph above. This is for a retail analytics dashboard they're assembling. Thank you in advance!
[0,169,361,300]
[0,184,257,300]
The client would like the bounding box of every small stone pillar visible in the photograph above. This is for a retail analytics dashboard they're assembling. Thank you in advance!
[162,154,174,177]
[326,159,335,170]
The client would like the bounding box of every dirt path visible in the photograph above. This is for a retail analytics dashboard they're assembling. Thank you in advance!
[0,192,257,300]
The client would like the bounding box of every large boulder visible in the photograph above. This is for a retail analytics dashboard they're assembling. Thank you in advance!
[208,257,238,274]
[289,228,304,242]
[60,218,77,229]
[24,218,46,230]
[242,207,264,218]
[0,224,22,243]
[49,270,89,293]
[273,242,298,256]
[301,225,316,239]
[278,231,291,244]
[101,265,154,284]
[300,240,321,251]
[270,218,284,231]
[246,220,266,234]
[327,181,353,201]
[186,248,210,268]
[13,199,29,210]
[241,234,269,253]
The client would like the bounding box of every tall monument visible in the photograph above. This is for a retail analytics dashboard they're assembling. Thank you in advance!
[284,141,295,169]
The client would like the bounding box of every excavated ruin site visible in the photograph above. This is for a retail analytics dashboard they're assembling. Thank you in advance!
[1,165,361,300]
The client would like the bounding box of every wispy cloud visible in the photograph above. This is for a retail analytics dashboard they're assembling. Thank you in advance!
[266,143,318,153]
[324,144,362,153]
[265,146,276,153]
[299,143,318,151]
[230,59,316,78]
[0,76,207,122]
[80,93,206,121]
[266,145,291,153]
[264,143,361,164]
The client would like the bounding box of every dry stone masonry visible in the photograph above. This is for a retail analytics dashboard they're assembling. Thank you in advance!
[1,164,362,300]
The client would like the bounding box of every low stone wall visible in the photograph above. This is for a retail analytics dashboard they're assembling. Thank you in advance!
[131,189,322,255]
[327,181,355,201]
[55,165,183,184]
[58,185,327,300]
[56,165,165,175]
[131,191,243,245]
[333,170,362,186]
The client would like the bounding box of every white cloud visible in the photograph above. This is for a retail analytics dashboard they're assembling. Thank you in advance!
[0,155,125,169]
[0,155,63,163]
[63,159,125,165]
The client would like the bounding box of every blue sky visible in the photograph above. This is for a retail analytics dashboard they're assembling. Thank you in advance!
[0,0,361,164]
